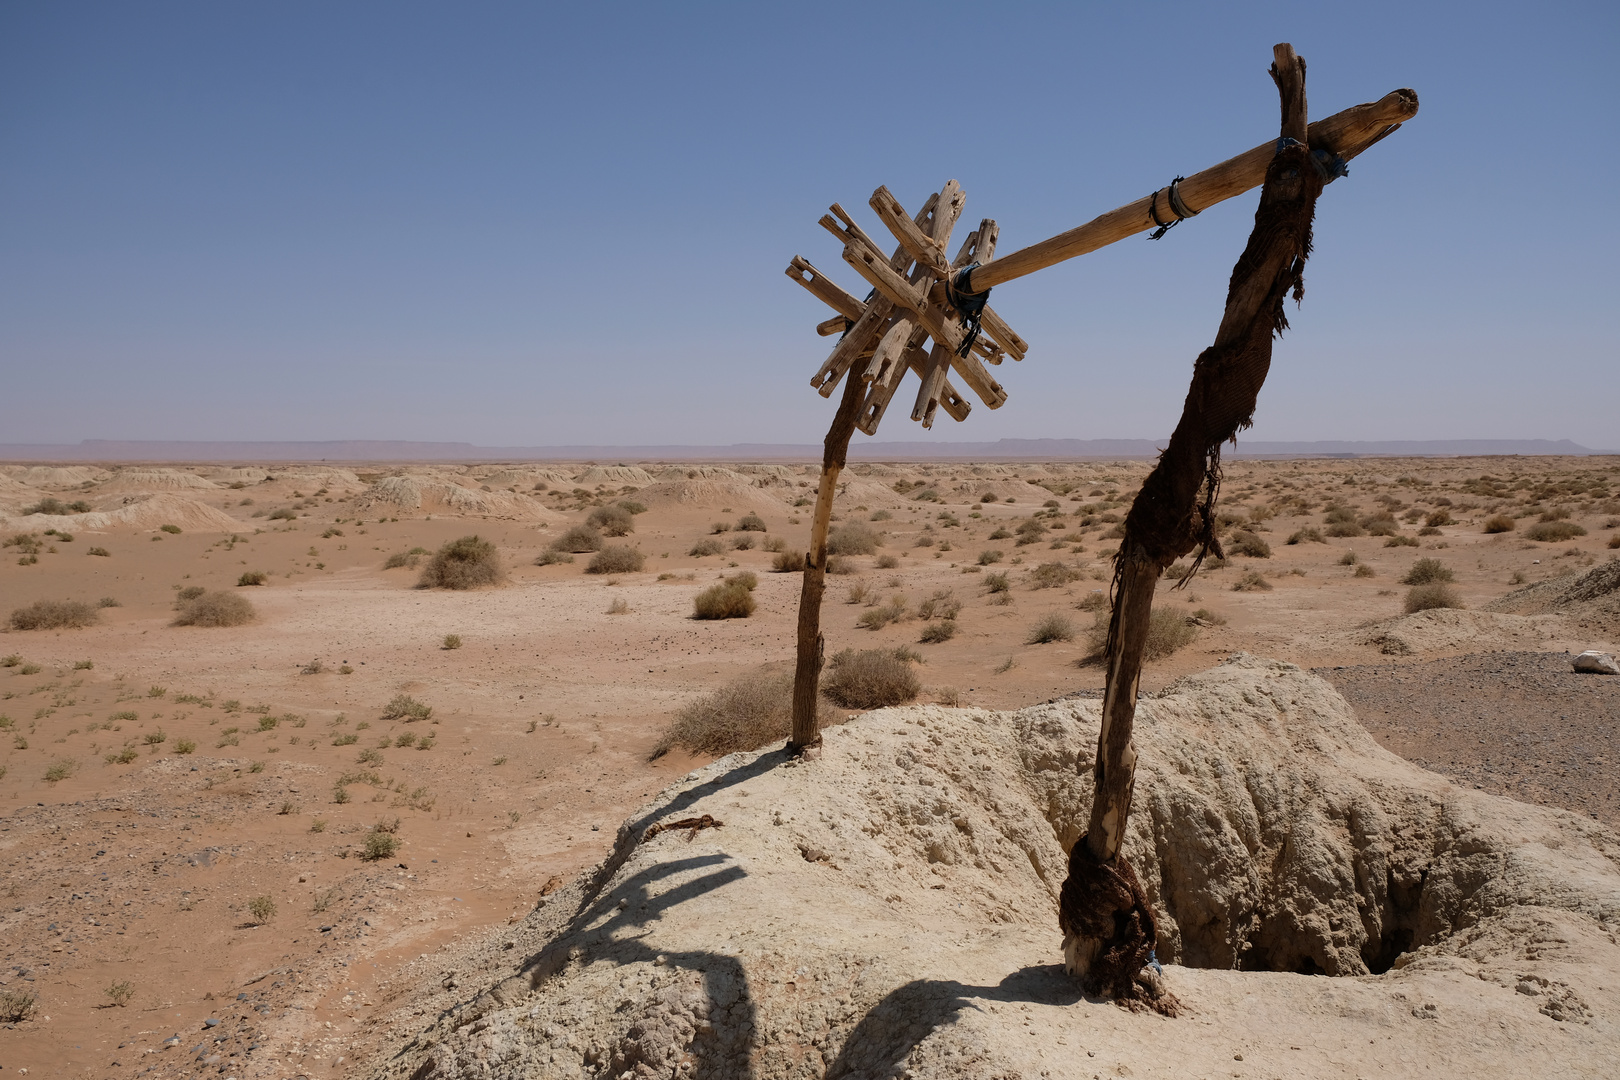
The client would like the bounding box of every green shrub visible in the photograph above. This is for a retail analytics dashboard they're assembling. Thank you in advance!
[822,648,921,709]
[650,668,838,759]
[332,733,359,746]
[1400,558,1453,585]
[588,545,645,574]
[44,758,77,782]
[1227,530,1272,558]
[418,535,504,589]
[1027,613,1075,644]
[10,599,99,630]
[362,829,400,861]
[173,738,197,754]
[237,570,268,586]
[737,513,768,532]
[248,895,277,923]
[22,497,90,515]
[173,591,255,627]
[1482,514,1516,534]
[587,505,635,536]
[104,980,135,1007]
[693,582,755,619]
[381,694,432,722]
[1525,521,1586,542]
[159,524,182,534]
[827,521,880,556]
[919,619,958,643]
[1405,583,1463,613]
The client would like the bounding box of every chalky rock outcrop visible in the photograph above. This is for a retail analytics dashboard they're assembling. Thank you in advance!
[368,656,1620,1080]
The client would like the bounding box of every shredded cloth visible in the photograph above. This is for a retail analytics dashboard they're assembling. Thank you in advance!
[1058,835,1180,1015]
[642,814,722,842]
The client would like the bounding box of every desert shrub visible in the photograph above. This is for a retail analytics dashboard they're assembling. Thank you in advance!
[1325,521,1364,538]
[1360,513,1400,536]
[822,648,921,709]
[1191,608,1227,625]
[617,500,647,515]
[1400,558,1454,585]
[984,571,1010,594]
[173,591,254,627]
[919,620,958,643]
[987,527,1012,540]
[10,599,99,630]
[1482,514,1516,534]
[383,551,420,569]
[1424,509,1455,528]
[248,895,277,923]
[587,505,635,536]
[726,571,758,592]
[533,547,575,567]
[771,550,805,572]
[710,520,732,534]
[1287,528,1325,545]
[1077,591,1109,612]
[1027,613,1075,644]
[418,535,504,589]
[827,521,880,556]
[363,826,401,861]
[173,738,196,754]
[87,546,110,557]
[826,555,855,575]
[737,513,767,532]
[856,597,907,630]
[588,545,645,574]
[693,582,755,619]
[22,497,91,515]
[1385,535,1420,547]
[175,585,206,603]
[876,553,899,569]
[1405,583,1463,613]
[1232,570,1272,592]
[268,508,296,520]
[1227,531,1272,558]
[381,694,433,722]
[1083,608,1198,660]
[104,980,135,1007]
[98,595,120,608]
[870,509,892,521]
[650,668,838,759]
[357,747,384,765]
[977,549,1004,566]
[44,758,77,782]
[729,533,754,551]
[762,535,787,553]
[1338,550,1358,566]
[1355,564,1377,577]
[1525,521,1586,542]
[0,990,39,1022]
[689,538,724,557]
[442,634,462,650]
[552,525,602,553]
[917,590,962,620]
[1030,562,1080,588]
[238,570,268,586]
[332,733,359,746]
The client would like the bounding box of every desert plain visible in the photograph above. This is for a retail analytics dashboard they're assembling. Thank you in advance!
[0,453,1617,1079]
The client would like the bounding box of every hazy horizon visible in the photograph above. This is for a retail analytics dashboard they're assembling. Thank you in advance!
[3,3,1616,447]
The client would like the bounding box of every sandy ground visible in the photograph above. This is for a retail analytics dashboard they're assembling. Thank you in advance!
[0,455,1616,1076]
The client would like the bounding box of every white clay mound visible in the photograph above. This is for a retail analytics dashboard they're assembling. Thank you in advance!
[354,476,561,520]
[0,493,244,533]
[1354,608,1561,656]
[204,466,270,482]
[574,466,655,486]
[96,468,218,493]
[478,468,576,488]
[953,477,1062,503]
[369,654,1620,1080]
[0,465,108,487]
[635,478,793,514]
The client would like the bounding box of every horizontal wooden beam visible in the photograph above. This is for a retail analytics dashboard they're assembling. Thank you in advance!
[967,87,1419,291]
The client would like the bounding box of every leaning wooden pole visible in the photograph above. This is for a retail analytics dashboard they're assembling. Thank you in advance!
[788,368,867,751]
[1058,43,1327,1013]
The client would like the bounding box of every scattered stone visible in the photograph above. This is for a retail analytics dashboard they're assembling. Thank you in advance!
[1572,650,1619,675]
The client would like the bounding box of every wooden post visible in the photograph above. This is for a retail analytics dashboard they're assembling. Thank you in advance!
[1061,43,1325,1012]
[788,367,866,752]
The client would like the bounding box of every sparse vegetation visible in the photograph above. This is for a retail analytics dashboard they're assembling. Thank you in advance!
[588,545,645,574]
[827,521,880,556]
[983,572,1011,594]
[919,620,958,643]
[977,549,1004,565]
[1027,613,1075,644]
[821,648,921,709]
[248,895,277,924]
[694,578,756,619]
[1232,570,1272,592]
[1405,582,1464,613]
[1525,521,1586,542]
[587,505,635,536]
[381,694,433,722]
[1400,558,1454,585]
[362,826,401,861]
[104,980,136,1007]
[689,538,724,557]
[238,570,268,586]
[87,546,110,557]
[9,599,99,630]
[44,758,77,782]
[1029,562,1081,588]
[737,513,768,532]
[173,590,255,627]
[0,989,39,1023]
[771,550,805,572]
[417,535,504,589]
[650,667,838,759]
[1482,514,1516,534]
[1227,530,1272,558]
[442,634,463,650]
[1083,608,1199,661]
[1385,535,1420,547]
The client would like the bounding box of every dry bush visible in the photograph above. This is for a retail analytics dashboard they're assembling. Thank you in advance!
[1227,530,1272,558]
[876,554,899,569]
[248,895,277,924]
[1325,521,1364,538]
[587,545,645,574]
[731,534,755,551]
[383,549,424,569]
[1607,534,1620,550]
[1525,521,1586,542]
[917,589,961,620]
[1287,528,1325,545]
[1029,562,1080,588]
[172,591,254,627]
[237,570,268,586]
[737,513,768,532]
[362,828,400,861]
[650,668,838,759]
[1354,564,1377,577]
[1482,514,1516,533]
[555,526,604,553]
[535,549,574,565]
[418,536,504,590]
[1231,570,1272,592]
[856,596,907,630]
[693,582,755,619]
[587,505,635,536]
[827,521,880,556]
[822,648,921,709]
[762,535,788,553]
[1385,535,1420,548]
[1359,512,1400,536]
[1083,608,1198,660]
[381,694,433,722]
[826,555,855,575]
[1338,550,1358,566]
[1425,509,1455,528]
[1027,613,1075,644]
[771,550,805,572]
[919,620,957,644]
[1077,591,1109,612]
[1400,558,1454,585]
[689,538,724,557]
[977,549,1004,566]
[10,599,99,631]
[1405,583,1463,613]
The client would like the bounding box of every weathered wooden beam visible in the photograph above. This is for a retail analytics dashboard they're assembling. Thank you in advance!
[965,87,1417,292]
[786,256,864,322]
[870,185,949,275]
[815,314,849,337]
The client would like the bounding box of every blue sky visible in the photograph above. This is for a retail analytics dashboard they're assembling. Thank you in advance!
[2,1,1616,448]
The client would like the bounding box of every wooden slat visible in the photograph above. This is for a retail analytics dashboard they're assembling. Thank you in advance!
[815,314,850,337]
[870,186,948,275]
[810,297,891,395]
[910,342,954,427]
[786,256,864,321]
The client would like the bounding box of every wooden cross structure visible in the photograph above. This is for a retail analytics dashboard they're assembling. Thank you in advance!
[783,44,1418,1005]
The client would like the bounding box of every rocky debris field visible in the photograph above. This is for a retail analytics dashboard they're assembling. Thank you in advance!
[1320,650,1620,827]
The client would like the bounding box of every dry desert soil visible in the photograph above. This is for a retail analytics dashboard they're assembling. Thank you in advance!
[0,455,1616,1078]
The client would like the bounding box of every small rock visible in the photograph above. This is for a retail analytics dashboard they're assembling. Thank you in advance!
[1573,651,1619,675]
[203,1017,220,1028]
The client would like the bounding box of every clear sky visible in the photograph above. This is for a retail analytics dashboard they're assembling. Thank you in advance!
[2,1,1616,448]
